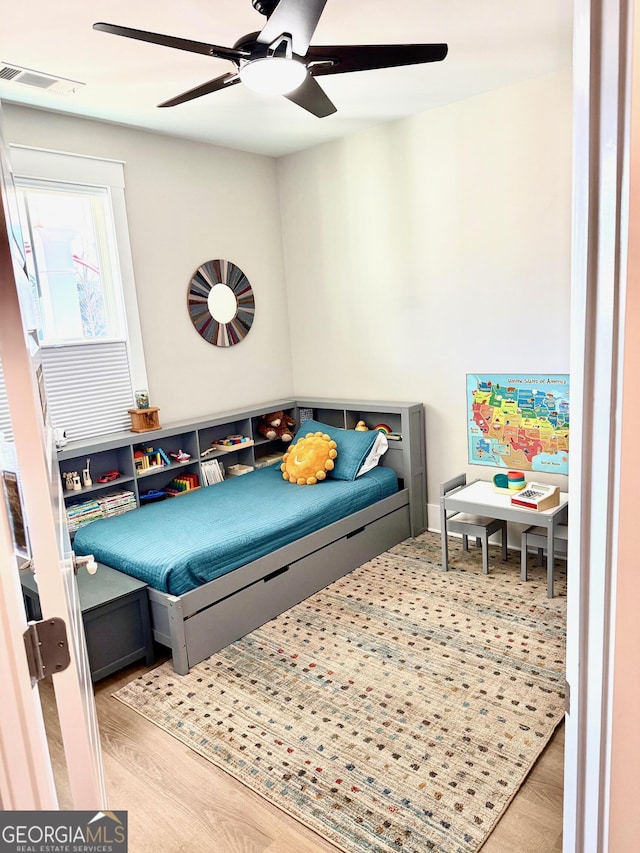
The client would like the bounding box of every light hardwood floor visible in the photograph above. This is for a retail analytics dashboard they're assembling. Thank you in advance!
[41,654,564,853]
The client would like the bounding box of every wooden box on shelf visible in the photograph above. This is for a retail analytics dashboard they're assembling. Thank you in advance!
[128,407,161,433]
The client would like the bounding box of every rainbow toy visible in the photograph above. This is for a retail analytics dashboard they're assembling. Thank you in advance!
[493,472,527,495]
[373,423,392,434]
[507,471,526,490]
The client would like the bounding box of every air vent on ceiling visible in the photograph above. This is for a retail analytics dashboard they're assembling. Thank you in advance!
[0,63,84,96]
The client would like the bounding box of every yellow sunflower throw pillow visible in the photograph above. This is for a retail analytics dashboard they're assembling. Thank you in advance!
[281,431,338,486]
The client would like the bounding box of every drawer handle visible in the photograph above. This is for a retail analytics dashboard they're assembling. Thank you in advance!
[346,526,366,539]
[264,565,290,583]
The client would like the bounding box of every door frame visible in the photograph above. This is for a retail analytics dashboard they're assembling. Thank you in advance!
[0,0,635,837]
[564,0,633,850]
[0,112,106,810]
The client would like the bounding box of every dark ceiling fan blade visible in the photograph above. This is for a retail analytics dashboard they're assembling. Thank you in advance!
[257,0,328,55]
[158,73,240,108]
[307,43,448,76]
[93,22,248,63]
[284,74,336,118]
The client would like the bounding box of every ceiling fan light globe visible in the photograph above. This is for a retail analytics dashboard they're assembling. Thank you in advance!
[239,57,307,95]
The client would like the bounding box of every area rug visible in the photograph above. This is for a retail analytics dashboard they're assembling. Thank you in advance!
[113,532,567,853]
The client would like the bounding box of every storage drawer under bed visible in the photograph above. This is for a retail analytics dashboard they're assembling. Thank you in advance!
[181,503,411,669]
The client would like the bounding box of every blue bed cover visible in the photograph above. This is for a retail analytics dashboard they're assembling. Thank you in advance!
[73,464,398,596]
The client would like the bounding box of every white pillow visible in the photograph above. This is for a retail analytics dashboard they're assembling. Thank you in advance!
[356,432,389,476]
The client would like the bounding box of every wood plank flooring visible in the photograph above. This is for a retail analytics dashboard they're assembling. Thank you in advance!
[40,654,564,853]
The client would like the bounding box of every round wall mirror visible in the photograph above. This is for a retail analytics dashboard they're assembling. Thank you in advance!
[187,260,255,346]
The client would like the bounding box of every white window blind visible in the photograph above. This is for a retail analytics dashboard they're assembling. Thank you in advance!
[40,342,133,441]
[1,145,148,444]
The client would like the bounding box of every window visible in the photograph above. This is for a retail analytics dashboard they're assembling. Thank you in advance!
[4,146,147,442]
[17,181,126,345]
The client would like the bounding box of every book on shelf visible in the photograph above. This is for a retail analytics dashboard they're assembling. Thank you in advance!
[66,490,137,531]
[201,457,225,485]
[66,499,102,532]
[98,490,137,518]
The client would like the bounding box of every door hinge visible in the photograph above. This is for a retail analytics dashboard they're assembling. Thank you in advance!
[23,617,71,685]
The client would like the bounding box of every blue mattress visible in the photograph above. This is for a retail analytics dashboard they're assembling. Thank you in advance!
[73,464,398,596]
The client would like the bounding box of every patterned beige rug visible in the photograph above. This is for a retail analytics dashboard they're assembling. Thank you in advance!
[114,532,566,853]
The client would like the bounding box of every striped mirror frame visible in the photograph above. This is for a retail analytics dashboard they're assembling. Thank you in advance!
[187,259,255,346]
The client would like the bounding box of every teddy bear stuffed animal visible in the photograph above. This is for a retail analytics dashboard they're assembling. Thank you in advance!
[257,410,296,442]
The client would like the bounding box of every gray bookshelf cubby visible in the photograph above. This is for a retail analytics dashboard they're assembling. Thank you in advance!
[57,398,427,536]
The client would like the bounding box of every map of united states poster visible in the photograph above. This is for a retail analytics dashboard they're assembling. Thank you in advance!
[467,374,570,475]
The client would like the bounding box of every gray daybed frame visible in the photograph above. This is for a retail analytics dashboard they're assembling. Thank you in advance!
[62,398,427,674]
[150,489,411,674]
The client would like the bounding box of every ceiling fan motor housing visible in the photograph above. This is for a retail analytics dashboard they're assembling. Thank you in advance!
[252,0,280,17]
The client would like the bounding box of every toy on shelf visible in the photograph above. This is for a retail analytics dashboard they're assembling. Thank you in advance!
[372,422,402,441]
[209,435,255,453]
[63,471,82,491]
[164,473,200,496]
[96,470,121,484]
[148,448,168,467]
[134,389,150,409]
[128,406,161,433]
[134,446,170,473]
[354,420,369,431]
[139,489,167,503]
[257,411,296,443]
[169,449,191,462]
[82,458,92,487]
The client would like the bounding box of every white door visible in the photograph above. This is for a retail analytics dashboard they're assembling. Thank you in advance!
[0,109,106,809]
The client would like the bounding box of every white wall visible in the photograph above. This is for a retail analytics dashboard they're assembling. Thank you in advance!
[277,70,572,524]
[2,104,294,424]
[3,71,572,523]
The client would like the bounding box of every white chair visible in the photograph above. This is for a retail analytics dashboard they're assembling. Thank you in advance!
[520,524,568,581]
[440,474,508,575]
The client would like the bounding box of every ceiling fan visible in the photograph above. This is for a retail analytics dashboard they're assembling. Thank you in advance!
[93,0,448,118]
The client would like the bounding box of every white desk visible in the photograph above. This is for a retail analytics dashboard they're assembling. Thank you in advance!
[440,479,569,597]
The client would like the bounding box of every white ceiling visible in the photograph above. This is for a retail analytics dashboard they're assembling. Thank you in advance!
[0,1,572,158]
